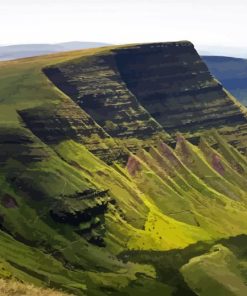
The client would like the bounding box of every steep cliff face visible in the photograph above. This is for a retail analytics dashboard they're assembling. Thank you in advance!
[115,42,235,131]
[114,42,247,153]
[44,42,247,155]
[19,99,127,164]
[44,55,167,142]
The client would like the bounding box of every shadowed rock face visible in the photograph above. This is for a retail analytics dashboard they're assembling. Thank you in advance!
[44,41,247,155]
[18,100,127,164]
[44,55,165,141]
[114,42,247,153]
[0,127,49,164]
[50,190,110,247]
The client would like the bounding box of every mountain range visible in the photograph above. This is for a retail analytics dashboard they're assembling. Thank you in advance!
[0,42,110,61]
[196,44,247,59]
[0,41,247,295]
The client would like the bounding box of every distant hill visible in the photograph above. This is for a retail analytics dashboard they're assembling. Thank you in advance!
[0,41,110,61]
[203,56,247,105]
[197,45,247,59]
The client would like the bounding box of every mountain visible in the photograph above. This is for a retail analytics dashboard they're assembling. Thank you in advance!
[203,56,247,105]
[197,45,247,59]
[0,42,110,61]
[0,41,247,295]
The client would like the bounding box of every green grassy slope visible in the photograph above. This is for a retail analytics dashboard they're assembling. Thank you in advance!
[181,244,247,296]
[0,43,247,295]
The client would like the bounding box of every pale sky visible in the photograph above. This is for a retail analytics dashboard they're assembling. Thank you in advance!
[1,0,247,49]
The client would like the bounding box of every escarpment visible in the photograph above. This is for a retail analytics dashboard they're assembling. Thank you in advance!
[44,53,170,152]
[1,41,247,295]
[44,41,247,154]
[18,99,127,164]
[114,42,247,153]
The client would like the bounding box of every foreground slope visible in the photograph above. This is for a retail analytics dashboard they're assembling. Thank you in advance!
[0,42,247,295]
[0,278,71,296]
[181,244,247,296]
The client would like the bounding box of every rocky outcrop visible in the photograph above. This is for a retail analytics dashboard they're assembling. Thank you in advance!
[50,190,111,247]
[44,55,168,143]
[19,100,127,164]
[0,127,49,165]
[43,41,247,155]
[114,42,247,153]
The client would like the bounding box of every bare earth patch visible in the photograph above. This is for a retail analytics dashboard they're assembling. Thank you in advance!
[0,278,72,296]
